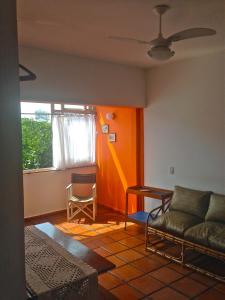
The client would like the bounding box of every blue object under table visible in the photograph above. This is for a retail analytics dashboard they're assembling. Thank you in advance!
[128,211,149,224]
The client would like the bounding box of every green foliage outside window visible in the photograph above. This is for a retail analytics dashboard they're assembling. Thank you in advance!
[21,118,53,170]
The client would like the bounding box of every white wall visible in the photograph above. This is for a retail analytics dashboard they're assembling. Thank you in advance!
[20,46,225,215]
[19,46,145,217]
[19,47,146,107]
[144,51,225,211]
[23,166,96,218]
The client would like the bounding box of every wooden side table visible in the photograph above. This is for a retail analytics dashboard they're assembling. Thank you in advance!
[125,185,173,229]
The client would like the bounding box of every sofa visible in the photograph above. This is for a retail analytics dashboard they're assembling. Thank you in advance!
[146,186,225,282]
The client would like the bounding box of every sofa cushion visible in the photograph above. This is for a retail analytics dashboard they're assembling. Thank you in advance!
[149,211,201,237]
[209,229,225,252]
[184,221,225,247]
[169,186,211,219]
[205,194,225,224]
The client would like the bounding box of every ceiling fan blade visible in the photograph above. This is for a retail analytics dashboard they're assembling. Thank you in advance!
[108,36,150,45]
[168,28,216,42]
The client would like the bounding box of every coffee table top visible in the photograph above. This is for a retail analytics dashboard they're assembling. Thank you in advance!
[35,222,115,274]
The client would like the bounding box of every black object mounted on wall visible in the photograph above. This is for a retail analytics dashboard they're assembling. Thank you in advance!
[19,64,37,81]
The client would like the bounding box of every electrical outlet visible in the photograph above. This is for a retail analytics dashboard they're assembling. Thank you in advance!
[169,166,175,175]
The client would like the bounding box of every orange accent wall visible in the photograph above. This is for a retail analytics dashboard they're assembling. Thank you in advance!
[96,106,144,214]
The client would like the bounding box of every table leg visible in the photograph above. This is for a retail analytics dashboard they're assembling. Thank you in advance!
[125,192,128,230]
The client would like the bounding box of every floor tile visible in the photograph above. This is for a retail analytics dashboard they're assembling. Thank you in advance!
[81,230,99,237]
[98,286,118,300]
[86,238,111,248]
[88,223,106,230]
[195,288,225,300]
[150,287,188,300]
[59,222,78,229]
[71,235,86,240]
[96,227,114,234]
[110,223,126,230]
[135,233,146,241]
[171,276,208,297]
[66,225,87,234]
[110,231,130,241]
[126,228,144,236]
[133,244,150,256]
[215,283,225,294]
[102,241,128,254]
[119,236,144,248]
[110,264,143,281]
[189,272,217,287]
[98,272,122,290]
[167,263,192,275]
[131,257,163,273]
[80,239,99,249]
[150,266,183,284]
[116,249,144,263]
[150,254,170,265]
[97,236,115,245]
[129,274,164,295]
[106,255,126,268]
[111,284,143,300]
[94,247,111,257]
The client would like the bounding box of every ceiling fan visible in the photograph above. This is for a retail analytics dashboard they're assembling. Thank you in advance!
[109,4,216,61]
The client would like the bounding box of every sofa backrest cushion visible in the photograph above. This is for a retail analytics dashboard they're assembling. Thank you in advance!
[205,194,225,223]
[170,186,211,219]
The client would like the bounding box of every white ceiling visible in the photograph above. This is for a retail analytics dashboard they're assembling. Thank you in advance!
[17,0,225,68]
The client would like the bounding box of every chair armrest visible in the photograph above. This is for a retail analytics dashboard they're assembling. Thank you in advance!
[92,184,96,198]
[66,184,73,200]
[66,183,72,190]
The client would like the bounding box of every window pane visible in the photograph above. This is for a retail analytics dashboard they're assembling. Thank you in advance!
[64,104,85,110]
[54,104,62,110]
[21,103,52,170]
[52,113,95,169]
[21,102,51,114]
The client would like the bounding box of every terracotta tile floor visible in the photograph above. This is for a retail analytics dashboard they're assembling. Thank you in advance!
[25,206,225,300]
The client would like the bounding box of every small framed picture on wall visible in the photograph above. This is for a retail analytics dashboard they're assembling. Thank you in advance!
[108,133,116,143]
[101,124,109,134]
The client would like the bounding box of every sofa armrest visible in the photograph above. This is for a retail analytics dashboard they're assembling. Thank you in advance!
[147,198,171,224]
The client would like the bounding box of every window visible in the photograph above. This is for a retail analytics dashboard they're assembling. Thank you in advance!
[21,102,52,170]
[21,102,96,171]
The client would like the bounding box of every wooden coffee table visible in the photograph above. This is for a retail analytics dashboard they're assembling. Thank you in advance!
[26,222,116,299]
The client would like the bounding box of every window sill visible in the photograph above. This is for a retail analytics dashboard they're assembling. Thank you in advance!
[23,167,56,175]
[23,164,96,175]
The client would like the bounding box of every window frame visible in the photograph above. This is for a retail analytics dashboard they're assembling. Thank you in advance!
[21,101,96,173]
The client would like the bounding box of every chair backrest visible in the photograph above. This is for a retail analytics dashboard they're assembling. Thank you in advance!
[71,173,96,184]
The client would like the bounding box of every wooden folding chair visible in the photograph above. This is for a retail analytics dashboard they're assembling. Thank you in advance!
[66,173,96,222]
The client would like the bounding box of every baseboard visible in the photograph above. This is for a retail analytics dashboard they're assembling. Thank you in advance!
[24,204,124,221]
[24,209,66,221]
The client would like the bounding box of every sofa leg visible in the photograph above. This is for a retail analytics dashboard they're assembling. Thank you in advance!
[181,243,185,265]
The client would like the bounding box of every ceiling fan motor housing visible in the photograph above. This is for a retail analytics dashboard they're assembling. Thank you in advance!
[147,46,175,61]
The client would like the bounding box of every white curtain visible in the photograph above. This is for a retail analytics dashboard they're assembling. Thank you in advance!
[53,113,96,169]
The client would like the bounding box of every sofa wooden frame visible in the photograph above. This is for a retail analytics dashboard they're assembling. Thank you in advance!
[145,199,225,283]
